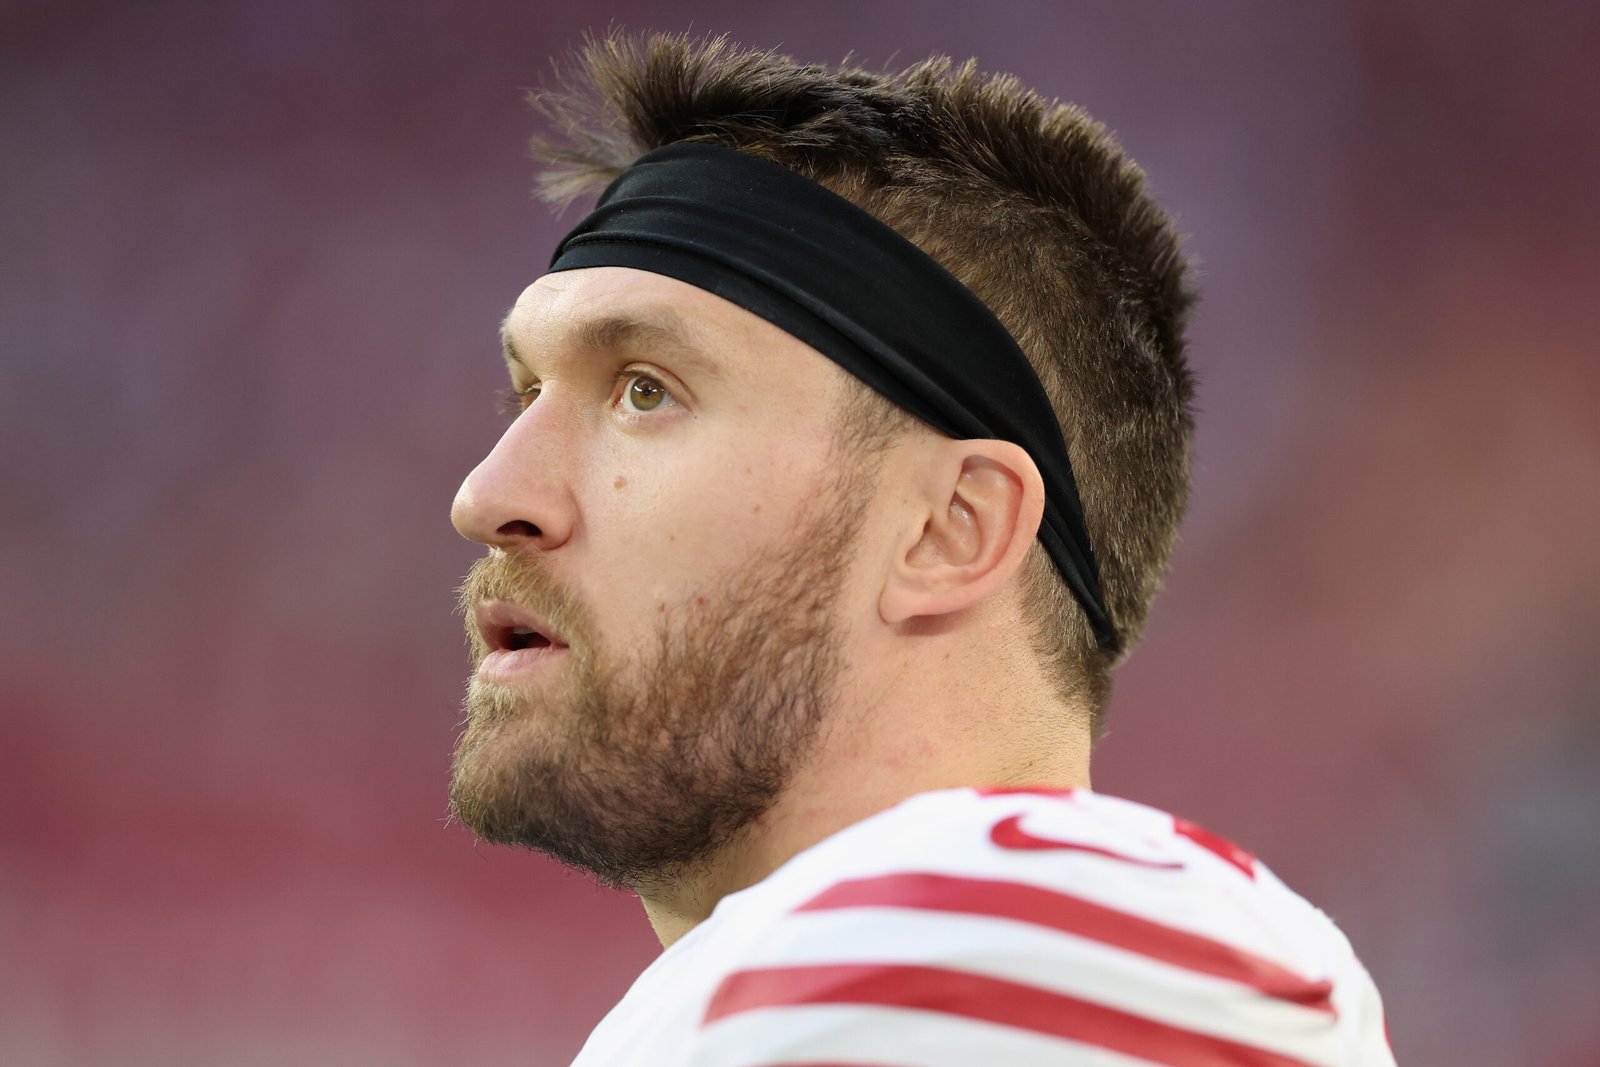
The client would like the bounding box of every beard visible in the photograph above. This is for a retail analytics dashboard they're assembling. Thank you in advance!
[448,474,870,890]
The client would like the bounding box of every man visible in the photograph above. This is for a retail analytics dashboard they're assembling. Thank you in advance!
[449,32,1395,1066]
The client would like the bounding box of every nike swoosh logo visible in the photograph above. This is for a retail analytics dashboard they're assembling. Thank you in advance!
[989,814,1185,870]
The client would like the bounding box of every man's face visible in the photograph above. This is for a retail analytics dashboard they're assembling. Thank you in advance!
[448,268,879,887]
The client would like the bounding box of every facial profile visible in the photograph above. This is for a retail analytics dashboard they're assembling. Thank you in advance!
[448,269,883,888]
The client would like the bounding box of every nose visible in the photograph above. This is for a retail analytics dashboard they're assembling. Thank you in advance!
[451,403,577,552]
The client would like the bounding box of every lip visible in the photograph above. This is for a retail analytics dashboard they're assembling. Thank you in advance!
[473,599,570,683]
[474,599,567,649]
[477,644,569,684]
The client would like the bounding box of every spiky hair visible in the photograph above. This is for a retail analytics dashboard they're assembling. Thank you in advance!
[528,32,1196,728]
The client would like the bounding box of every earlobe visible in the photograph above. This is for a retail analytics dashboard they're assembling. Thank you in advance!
[879,440,1045,625]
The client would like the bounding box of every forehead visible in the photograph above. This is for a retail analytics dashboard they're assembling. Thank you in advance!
[503,267,848,387]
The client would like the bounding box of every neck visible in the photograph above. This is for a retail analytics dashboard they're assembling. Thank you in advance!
[634,627,1093,947]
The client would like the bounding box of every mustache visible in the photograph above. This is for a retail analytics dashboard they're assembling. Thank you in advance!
[457,552,591,662]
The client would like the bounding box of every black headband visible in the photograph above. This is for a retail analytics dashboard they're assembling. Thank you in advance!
[548,142,1116,651]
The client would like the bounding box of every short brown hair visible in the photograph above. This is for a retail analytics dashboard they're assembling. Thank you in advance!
[528,32,1196,731]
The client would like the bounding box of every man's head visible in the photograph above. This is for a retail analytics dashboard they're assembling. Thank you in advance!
[531,32,1196,716]
[448,34,1194,885]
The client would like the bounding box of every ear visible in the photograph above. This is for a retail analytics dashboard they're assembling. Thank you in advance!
[879,438,1045,625]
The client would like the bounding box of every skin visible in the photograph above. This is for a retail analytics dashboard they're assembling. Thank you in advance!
[451,267,1093,947]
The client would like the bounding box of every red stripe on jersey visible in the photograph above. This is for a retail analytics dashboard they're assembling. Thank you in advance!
[1175,816,1257,879]
[990,813,1186,869]
[705,963,1323,1067]
[796,873,1335,1014]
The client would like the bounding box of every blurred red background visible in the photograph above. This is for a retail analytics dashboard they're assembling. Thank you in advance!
[4,1,1598,1063]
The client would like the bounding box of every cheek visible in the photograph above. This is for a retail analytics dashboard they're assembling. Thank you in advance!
[587,437,825,600]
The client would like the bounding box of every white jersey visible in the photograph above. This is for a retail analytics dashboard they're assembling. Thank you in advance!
[573,787,1395,1066]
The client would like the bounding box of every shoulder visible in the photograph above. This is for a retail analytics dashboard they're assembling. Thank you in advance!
[691,787,1396,1066]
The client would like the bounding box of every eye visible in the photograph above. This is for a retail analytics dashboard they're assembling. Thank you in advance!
[498,383,540,416]
[618,373,677,414]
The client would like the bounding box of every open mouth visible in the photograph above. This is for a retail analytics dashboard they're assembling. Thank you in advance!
[473,601,570,685]
[475,600,569,656]
[499,625,553,652]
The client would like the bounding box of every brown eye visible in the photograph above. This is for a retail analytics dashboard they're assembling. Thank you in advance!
[621,374,675,413]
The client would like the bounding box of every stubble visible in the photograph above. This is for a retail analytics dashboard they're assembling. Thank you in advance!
[448,463,873,889]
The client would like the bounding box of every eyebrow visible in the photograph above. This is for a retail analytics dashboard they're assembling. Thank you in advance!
[500,307,723,380]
